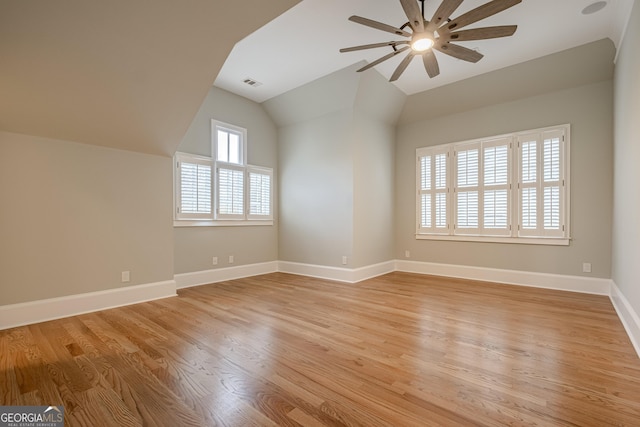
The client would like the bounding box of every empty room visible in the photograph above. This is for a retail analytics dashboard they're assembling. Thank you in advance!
[1,0,640,425]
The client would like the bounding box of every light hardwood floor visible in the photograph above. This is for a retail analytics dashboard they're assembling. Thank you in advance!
[2,272,640,426]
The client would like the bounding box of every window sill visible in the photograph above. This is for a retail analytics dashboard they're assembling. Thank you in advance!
[174,220,274,227]
[415,234,570,246]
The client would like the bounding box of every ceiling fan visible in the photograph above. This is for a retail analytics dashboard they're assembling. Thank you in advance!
[340,0,522,81]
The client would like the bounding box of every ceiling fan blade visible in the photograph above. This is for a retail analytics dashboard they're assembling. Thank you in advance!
[435,42,484,62]
[390,51,416,82]
[357,46,411,72]
[426,0,464,32]
[441,0,522,33]
[340,41,408,53]
[422,50,440,78]
[399,0,424,32]
[349,15,412,37]
[446,25,517,42]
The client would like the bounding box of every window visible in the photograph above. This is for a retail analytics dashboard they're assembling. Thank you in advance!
[174,120,273,226]
[175,153,212,220]
[214,121,245,165]
[452,137,511,237]
[417,147,450,234]
[416,124,569,244]
[248,167,273,220]
[517,129,566,238]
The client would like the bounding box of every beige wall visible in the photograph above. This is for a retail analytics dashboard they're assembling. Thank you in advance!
[266,65,404,268]
[351,71,405,267]
[173,87,279,274]
[613,0,640,314]
[396,49,615,279]
[0,131,174,305]
[351,111,396,267]
[277,109,354,266]
[0,0,299,157]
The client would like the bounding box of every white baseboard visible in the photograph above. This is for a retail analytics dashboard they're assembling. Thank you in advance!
[4,259,636,360]
[175,261,279,289]
[0,280,177,331]
[277,260,396,283]
[395,260,612,295]
[610,281,640,358]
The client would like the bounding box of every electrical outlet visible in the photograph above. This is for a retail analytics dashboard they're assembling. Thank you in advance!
[582,263,592,273]
[405,250,410,258]
[212,256,218,266]
[121,271,130,283]
[342,256,348,265]
[228,255,234,264]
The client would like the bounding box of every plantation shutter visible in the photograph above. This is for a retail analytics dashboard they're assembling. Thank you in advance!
[216,164,245,219]
[542,130,565,237]
[455,143,480,234]
[176,154,212,220]
[482,138,510,235]
[417,147,449,234]
[418,153,432,229]
[517,130,566,238]
[248,166,273,220]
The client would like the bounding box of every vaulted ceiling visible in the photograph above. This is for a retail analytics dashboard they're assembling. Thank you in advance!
[0,0,299,156]
[1,0,632,157]
[215,0,634,103]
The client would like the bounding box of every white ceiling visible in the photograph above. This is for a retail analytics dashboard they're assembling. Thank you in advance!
[215,0,634,103]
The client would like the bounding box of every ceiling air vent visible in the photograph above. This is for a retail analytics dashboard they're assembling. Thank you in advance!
[242,77,262,87]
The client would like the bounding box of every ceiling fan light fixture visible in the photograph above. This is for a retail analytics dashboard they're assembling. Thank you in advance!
[411,34,434,52]
[340,0,522,82]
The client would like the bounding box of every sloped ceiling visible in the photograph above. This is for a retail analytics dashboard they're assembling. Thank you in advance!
[215,0,634,103]
[0,0,299,156]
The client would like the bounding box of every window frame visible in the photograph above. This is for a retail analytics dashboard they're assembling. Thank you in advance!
[212,120,247,165]
[173,120,274,227]
[416,124,570,245]
[215,162,246,220]
[174,152,213,221]
[416,146,451,235]
[247,165,274,221]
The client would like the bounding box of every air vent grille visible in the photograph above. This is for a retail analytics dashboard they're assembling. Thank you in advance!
[242,78,262,87]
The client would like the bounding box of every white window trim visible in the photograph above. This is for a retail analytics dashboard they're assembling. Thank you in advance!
[174,219,273,227]
[174,161,274,227]
[416,146,451,235]
[247,165,274,221]
[173,121,274,227]
[212,120,247,165]
[516,128,569,239]
[215,162,246,220]
[416,124,570,245]
[174,152,213,221]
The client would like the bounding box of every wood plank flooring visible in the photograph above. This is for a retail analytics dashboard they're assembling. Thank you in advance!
[2,272,640,426]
